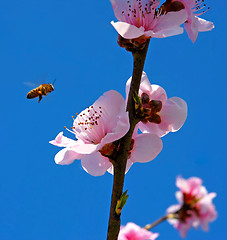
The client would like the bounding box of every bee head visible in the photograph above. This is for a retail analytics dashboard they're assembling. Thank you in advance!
[49,84,54,91]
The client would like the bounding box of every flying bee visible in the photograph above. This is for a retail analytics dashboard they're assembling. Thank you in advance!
[26,79,56,103]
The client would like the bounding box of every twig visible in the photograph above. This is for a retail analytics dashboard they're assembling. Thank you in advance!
[106,39,150,240]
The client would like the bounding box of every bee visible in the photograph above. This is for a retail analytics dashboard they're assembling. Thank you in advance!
[26,79,56,103]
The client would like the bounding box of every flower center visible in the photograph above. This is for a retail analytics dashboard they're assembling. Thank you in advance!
[136,92,162,124]
[161,0,210,16]
[72,105,106,144]
[121,0,159,28]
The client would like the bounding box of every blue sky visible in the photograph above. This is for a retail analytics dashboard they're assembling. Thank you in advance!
[0,0,226,239]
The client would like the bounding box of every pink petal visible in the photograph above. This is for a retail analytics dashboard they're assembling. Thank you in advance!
[130,134,163,163]
[49,132,76,147]
[81,152,112,176]
[54,148,82,165]
[138,122,168,138]
[151,10,187,37]
[107,159,133,175]
[145,26,184,38]
[196,17,214,32]
[92,90,130,148]
[111,21,145,39]
[184,19,198,43]
[176,176,191,193]
[175,191,183,203]
[126,72,153,101]
[154,10,187,30]
[99,111,129,149]
[119,222,159,240]
[110,0,131,22]
[199,193,216,214]
[71,139,100,154]
[138,72,154,94]
[93,90,128,130]
[126,72,167,104]
[159,97,187,133]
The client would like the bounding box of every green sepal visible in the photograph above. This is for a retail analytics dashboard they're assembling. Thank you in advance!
[115,190,129,215]
[133,92,141,105]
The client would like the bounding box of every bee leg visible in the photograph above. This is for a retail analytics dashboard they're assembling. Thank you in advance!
[42,88,47,96]
[38,95,43,103]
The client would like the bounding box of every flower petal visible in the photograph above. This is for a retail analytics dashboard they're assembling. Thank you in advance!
[147,9,187,38]
[54,148,82,165]
[111,21,145,39]
[107,159,133,175]
[126,72,167,103]
[93,90,127,129]
[159,97,187,133]
[99,111,129,149]
[49,132,77,147]
[72,139,100,154]
[154,10,187,31]
[130,133,163,163]
[81,152,112,176]
[126,72,153,101]
[184,18,198,43]
[145,26,184,38]
[196,17,214,32]
[138,121,168,137]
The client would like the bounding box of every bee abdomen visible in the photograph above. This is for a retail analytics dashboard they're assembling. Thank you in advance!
[27,89,39,99]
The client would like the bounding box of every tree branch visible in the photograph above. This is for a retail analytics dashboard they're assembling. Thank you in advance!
[107,39,150,240]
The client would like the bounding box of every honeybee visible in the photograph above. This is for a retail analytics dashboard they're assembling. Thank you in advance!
[26,79,55,103]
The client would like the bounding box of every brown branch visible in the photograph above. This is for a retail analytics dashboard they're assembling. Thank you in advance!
[144,212,177,231]
[144,215,169,230]
[106,39,150,240]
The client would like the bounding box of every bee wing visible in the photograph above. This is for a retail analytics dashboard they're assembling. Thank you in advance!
[24,81,38,87]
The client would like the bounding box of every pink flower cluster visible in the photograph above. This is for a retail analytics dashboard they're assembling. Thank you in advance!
[110,0,214,43]
[118,222,159,240]
[167,176,217,237]
[50,72,187,176]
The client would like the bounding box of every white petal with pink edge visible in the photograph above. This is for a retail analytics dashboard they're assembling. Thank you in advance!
[81,152,112,176]
[54,148,82,165]
[111,21,145,39]
[130,133,162,163]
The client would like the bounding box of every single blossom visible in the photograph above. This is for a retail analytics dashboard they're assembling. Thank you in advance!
[110,0,187,41]
[118,222,159,240]
[126,72,187,137]
[50,90,163,176]
[161,0,214,42]
[167,176,217,237]
[50,90,130,176]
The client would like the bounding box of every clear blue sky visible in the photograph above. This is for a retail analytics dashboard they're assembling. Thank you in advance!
[0,0,226,239]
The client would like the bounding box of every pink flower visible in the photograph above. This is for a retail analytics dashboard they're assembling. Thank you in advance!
[110,0,187,41]
[118,222,159,240]
[126,72,187,137]
[50,90,130,176]
[50,90,163,176]
[163,0,214,42]
[167,176,217,238]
